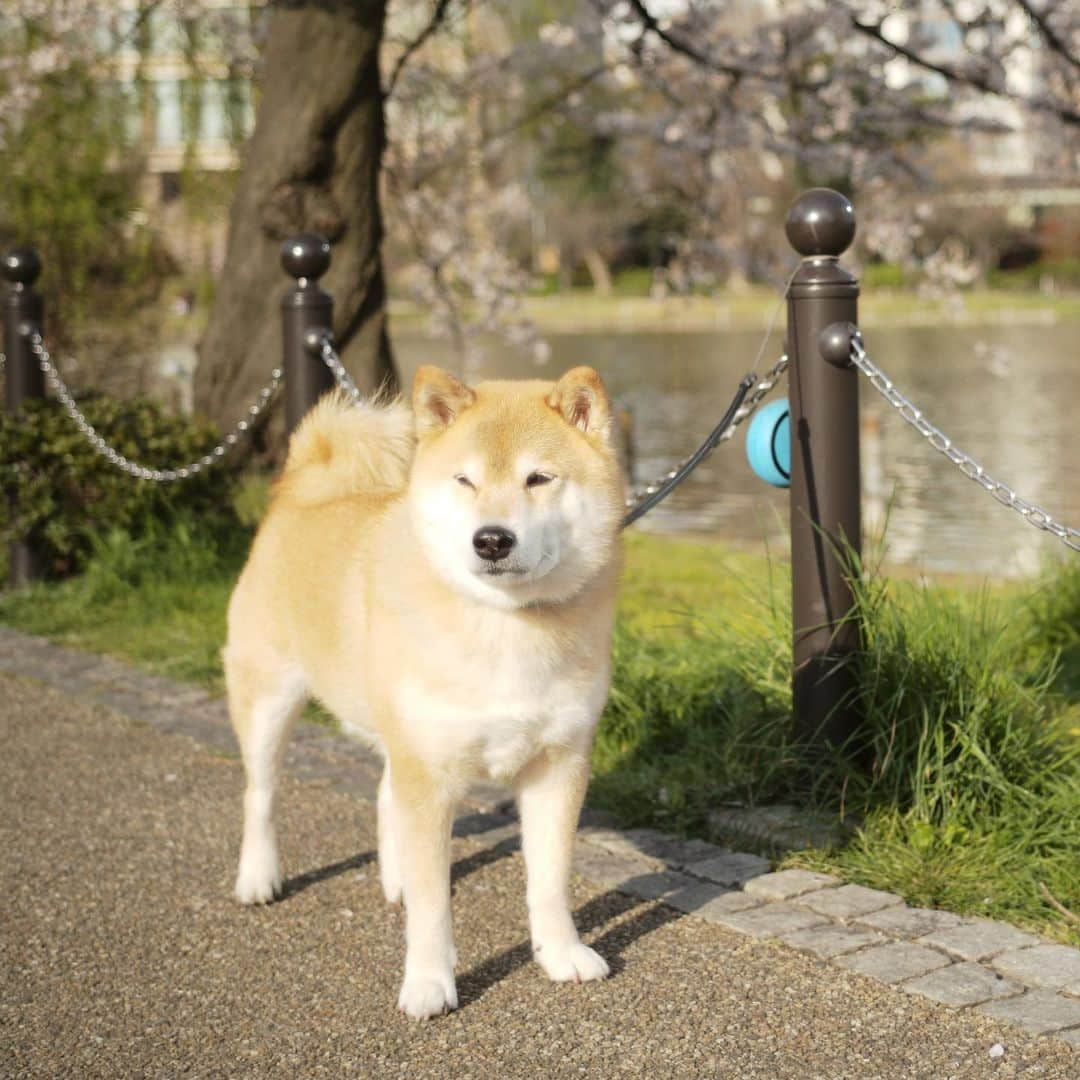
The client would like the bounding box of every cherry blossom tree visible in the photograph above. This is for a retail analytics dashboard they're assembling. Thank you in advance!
[382,0,1078,352]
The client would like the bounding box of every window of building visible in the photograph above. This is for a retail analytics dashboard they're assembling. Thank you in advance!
[148,8,186,56]
[154,80,183,147]
[202,80,229,143]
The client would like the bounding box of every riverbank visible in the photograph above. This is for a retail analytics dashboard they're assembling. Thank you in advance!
[388,287,1080,336]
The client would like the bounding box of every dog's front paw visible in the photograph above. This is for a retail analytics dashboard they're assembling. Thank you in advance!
[535,941,610,983]
[234,849,283,905]
[397,973,458,1020]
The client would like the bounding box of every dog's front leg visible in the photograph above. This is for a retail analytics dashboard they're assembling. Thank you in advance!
[390,762,457,1019]
[516,747,610,984]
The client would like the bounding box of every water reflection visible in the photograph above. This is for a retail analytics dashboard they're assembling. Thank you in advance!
[392,322,1079,577]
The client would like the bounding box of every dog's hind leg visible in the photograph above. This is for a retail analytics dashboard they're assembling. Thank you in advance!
[516,747,610,984]
[377,763,403,905]
[226,653,308,904]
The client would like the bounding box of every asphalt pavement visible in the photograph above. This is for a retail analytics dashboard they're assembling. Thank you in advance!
[2,673,1077,1078]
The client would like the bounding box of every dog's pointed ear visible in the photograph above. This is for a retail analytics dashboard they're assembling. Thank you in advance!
[547,367,612,440]
[413,366,476,436]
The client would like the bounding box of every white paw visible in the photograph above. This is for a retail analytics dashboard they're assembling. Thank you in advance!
[535,941,610,983]
[397,973,458,1020]
[380,857,403,906]
[234,848,283,905]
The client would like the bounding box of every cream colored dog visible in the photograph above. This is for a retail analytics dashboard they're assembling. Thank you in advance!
[224,365,624,1019]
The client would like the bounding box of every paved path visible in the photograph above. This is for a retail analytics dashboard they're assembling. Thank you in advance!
[2,673,1078,1078]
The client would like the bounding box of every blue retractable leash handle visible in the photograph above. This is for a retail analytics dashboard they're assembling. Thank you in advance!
[745,398,791,488]
[621,374,756,530]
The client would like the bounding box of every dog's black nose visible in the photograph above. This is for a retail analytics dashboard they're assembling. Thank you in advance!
[473,526,516,562]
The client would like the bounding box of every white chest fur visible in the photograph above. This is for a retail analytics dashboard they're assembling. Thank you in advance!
[398,681,594,782]
[393,610,608,783]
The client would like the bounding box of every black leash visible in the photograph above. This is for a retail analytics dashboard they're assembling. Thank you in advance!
[620,373,756,530]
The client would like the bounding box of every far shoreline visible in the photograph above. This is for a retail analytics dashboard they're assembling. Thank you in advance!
[388,287,1080,336]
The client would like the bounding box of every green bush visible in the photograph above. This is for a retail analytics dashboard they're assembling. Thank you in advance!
[0,395,242,577]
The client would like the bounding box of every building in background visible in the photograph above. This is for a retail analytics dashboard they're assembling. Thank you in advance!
[105,1,264,270]
[881,1,1078,242]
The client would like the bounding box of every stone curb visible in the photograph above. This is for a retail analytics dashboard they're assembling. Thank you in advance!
[1,623,1078,1052]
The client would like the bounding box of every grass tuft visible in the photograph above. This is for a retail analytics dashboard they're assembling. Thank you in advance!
[592,537,1080,944]
[790,566,1080,942]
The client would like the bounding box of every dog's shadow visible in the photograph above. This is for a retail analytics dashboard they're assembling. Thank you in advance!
[279,815,683,1011]
[279,850,377,900]
[455,889,681,1009]
[279,811,520,901]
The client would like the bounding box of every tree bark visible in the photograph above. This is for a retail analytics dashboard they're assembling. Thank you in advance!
[195,0,396,433]
[582,246,612,296]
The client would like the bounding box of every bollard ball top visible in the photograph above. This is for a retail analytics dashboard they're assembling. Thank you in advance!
[785,189,856,257]
[280,234,331,281]
[2,247,42,286]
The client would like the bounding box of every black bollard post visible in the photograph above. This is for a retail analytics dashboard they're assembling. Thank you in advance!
[3,248,45,586]
[784,189,862,751]
[281,234,334,436]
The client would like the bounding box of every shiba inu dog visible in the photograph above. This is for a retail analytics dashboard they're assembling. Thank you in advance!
[224,365,624,1019]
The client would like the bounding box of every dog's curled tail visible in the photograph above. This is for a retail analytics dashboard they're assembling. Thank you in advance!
[277,389,414,504]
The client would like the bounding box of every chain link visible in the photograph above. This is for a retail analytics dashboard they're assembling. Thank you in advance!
[29,333,281,483]
[851,333,1080,554]
[623,354,789,511]
[311,334,363,402]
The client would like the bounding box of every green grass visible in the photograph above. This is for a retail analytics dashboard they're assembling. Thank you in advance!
[792,570,1079,943]
[0,521,242,690]
[599,536,1080,945]
[1,517,1078,945]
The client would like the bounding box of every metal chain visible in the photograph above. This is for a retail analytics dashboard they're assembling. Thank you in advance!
[20,318,1075,550]
[851,333,1080,553]
[29,333,281,483]
[311,333,363,402]
[624,354,789,512]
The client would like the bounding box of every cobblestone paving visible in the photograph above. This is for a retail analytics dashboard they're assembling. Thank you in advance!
[2,624,1079,1067]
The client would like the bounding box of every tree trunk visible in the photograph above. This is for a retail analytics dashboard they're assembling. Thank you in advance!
[582,246,612,296]
[195,0,395,434]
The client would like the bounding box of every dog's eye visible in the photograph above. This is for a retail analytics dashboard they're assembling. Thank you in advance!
[455,474,475,490]
[526,472,555,488]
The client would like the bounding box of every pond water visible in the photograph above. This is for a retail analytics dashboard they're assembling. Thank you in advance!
[392,319,1079,577]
